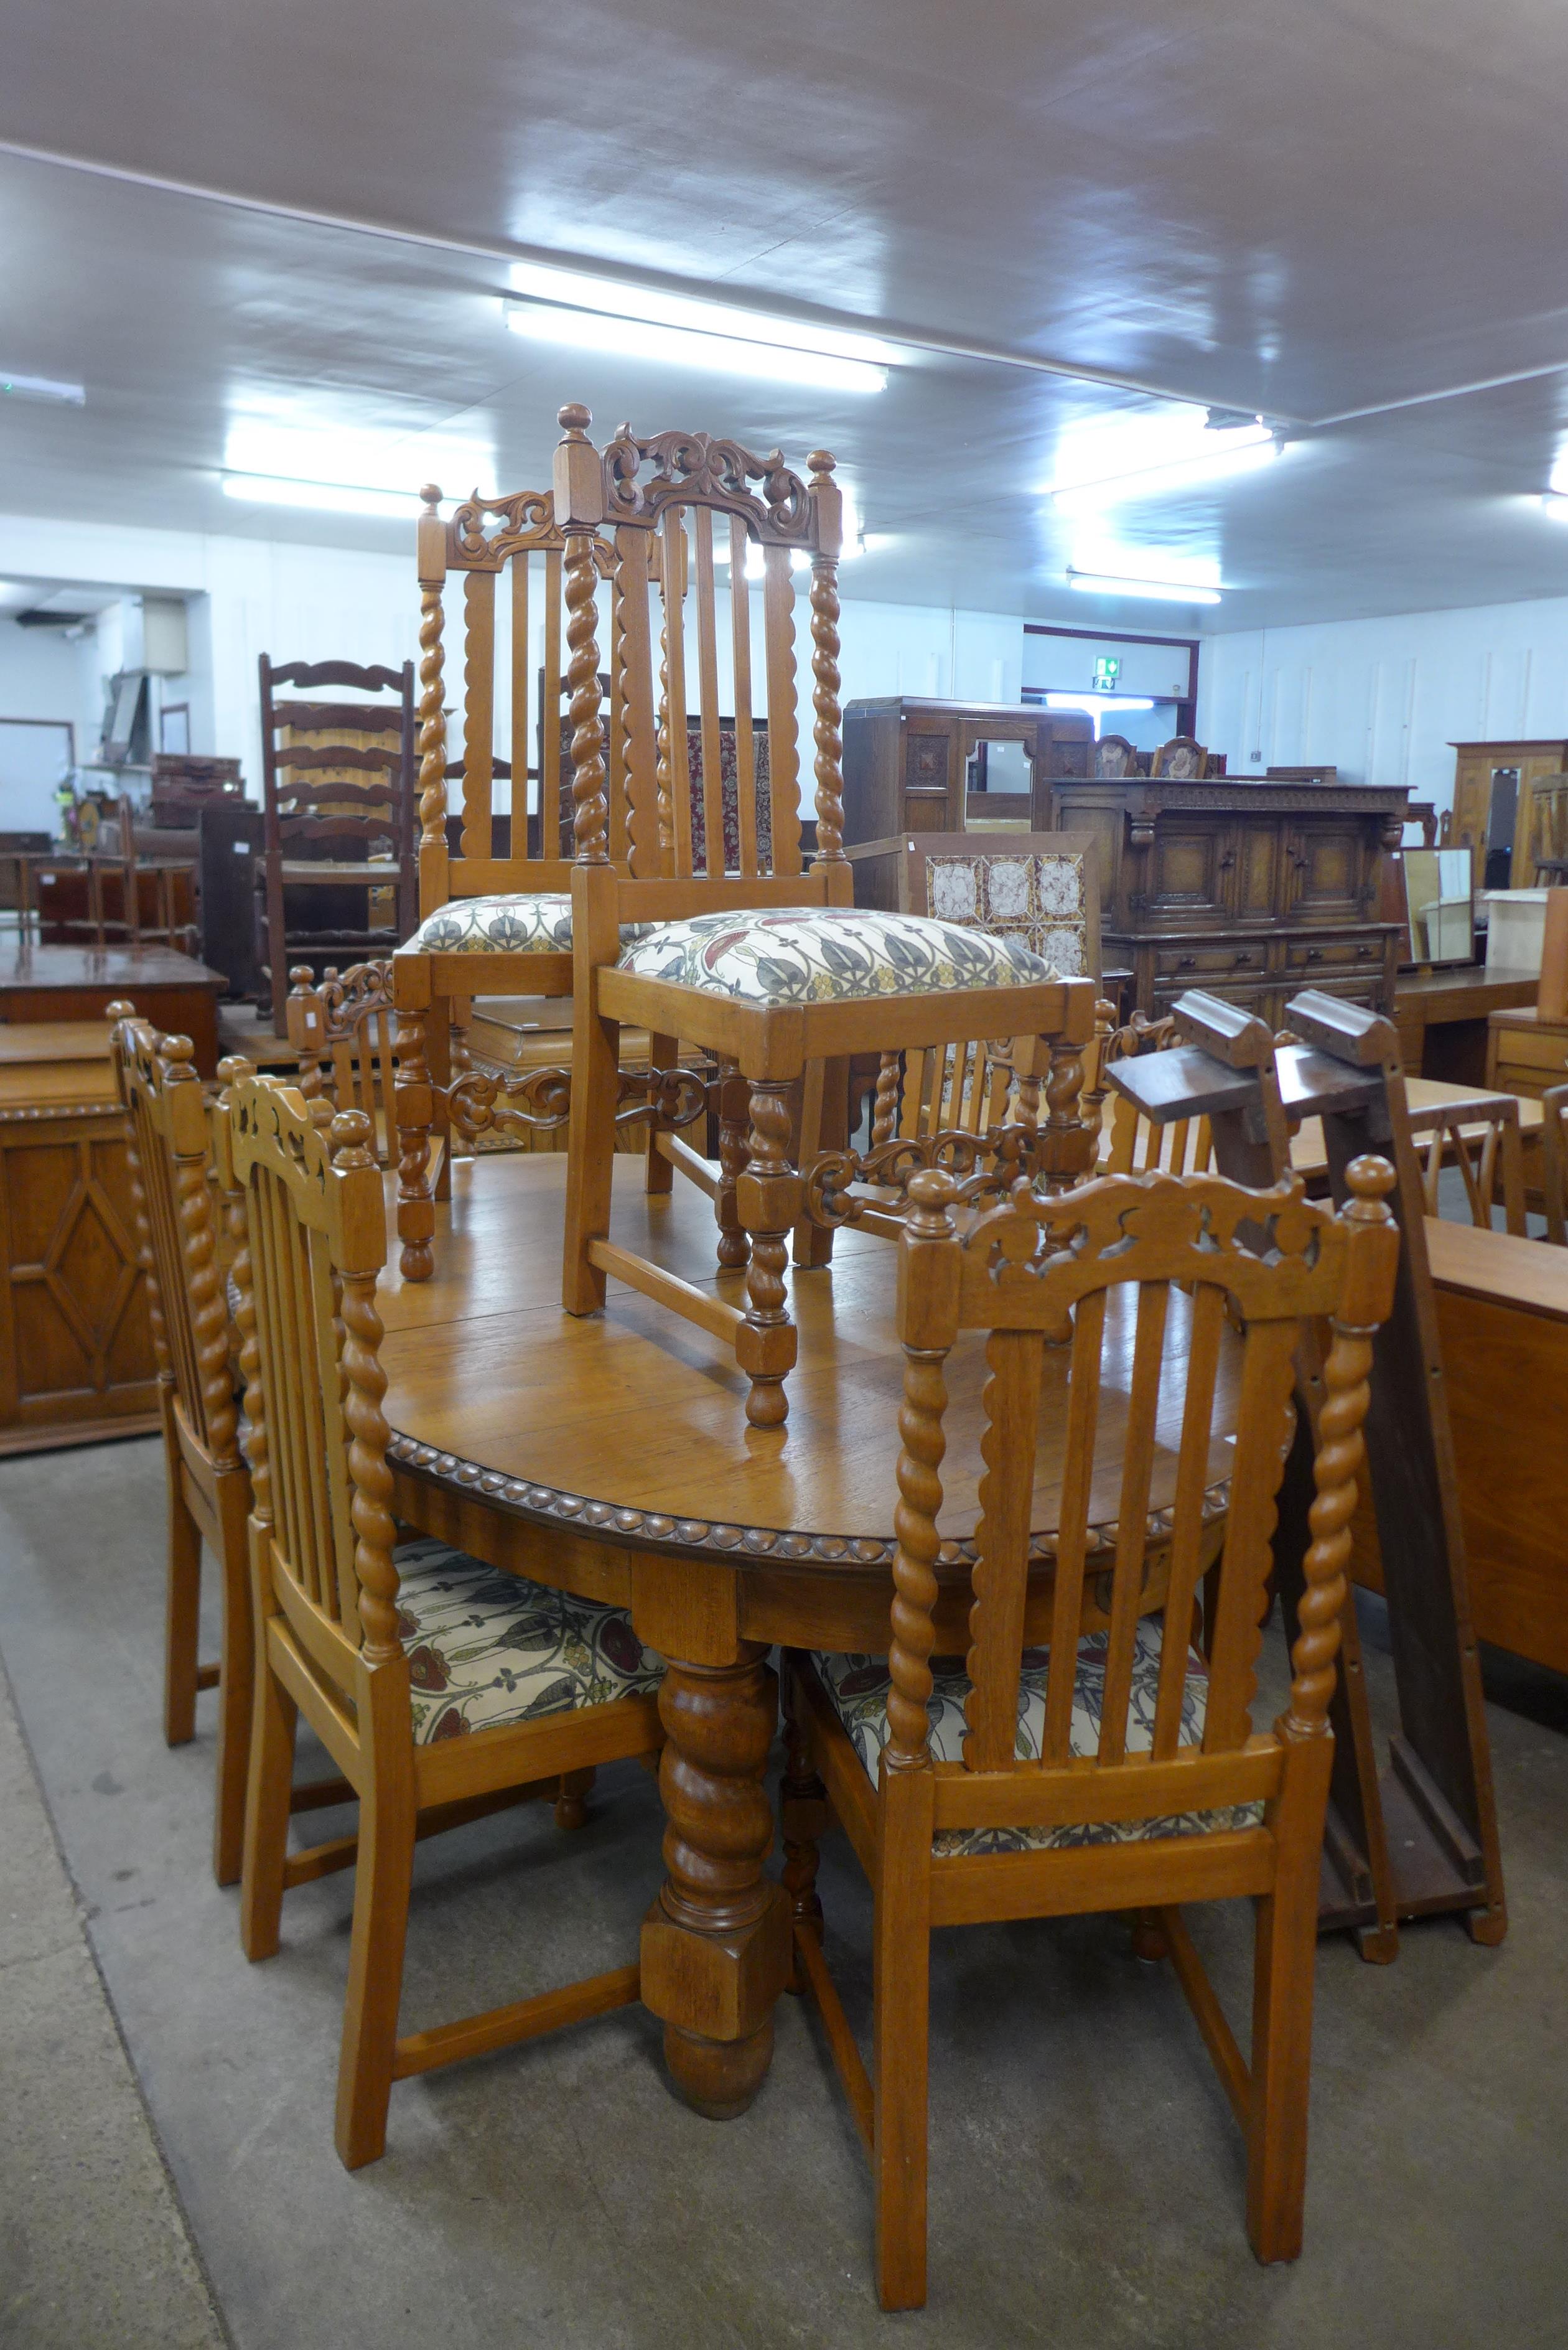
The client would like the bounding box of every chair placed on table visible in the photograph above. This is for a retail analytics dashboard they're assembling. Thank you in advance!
[111,1014,256,1884]
[256,655,417,1034]
[392,437,651,1277]
[228,1074,667,2168]
[780,1153,1399,2308]
[556,409,1094,1426]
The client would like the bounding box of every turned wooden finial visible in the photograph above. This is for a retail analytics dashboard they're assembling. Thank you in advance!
[557,401,592,436]
[161,1032,198,1084]
[419,482,442,512]
[105,998,136,1021]
[330,1107,378,1173]
[1343,1153,1397,1216]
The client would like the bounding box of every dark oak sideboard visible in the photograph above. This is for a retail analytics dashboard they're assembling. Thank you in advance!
[1047,775,1407,1029]
[842,698,1093,846]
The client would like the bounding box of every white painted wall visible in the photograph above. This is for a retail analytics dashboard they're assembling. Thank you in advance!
[1197,594,1568,811]
[0,510,1025,815]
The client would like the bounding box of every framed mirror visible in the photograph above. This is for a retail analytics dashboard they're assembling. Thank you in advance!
[1404,845,1475,965]
[964,736,1036,829]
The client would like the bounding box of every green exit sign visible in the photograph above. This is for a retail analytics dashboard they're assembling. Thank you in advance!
[1093,656,1121,690]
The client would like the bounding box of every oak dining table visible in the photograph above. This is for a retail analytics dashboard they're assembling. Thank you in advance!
[377,1149,1239,2119]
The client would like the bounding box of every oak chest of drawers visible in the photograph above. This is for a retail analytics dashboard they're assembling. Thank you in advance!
[1046,775,1407,1029]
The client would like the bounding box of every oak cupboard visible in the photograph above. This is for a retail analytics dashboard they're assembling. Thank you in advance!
[841,698,1093,851]
[1045,774,1406,1029]
[1449,738,1568,891]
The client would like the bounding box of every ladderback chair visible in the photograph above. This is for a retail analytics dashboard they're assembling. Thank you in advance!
[111,1013,254,1884]
[554,408,1096,1427]
[257,655,416,1032]
[228,1074,668,2169]
[780,1155,1399,2308]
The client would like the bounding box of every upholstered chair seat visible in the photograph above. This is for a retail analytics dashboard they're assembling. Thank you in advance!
[810,1619,1261,1854]
[405,892,575,955]
[613,904,1060,1006]
[392,1537,665,1743]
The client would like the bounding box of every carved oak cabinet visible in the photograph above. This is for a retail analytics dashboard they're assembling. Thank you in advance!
[1047,775,1407,1029]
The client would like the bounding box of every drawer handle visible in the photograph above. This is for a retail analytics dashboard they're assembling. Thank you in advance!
[1177,955,1195,970]
[1233,950,1253,967]
[1356,943,1372,958]
[1305,948,1322,963]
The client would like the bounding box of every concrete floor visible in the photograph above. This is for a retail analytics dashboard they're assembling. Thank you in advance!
[1,1434,1565,2350]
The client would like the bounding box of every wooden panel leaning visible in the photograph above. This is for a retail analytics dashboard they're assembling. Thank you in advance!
[392,421,650,1278]
[110,1014,256,1886]
[780,1154,1399,2308]
[226,1074,668,2169]
[558,409,1097,1427]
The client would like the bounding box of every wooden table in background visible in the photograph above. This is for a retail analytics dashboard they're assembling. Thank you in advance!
[0,1026,157,1454]
[1425,1219,1568,1677]
[1394,965,1538,1085]
[1289,1074,1544,1186]
[0,942,226,1076]
[378,1153,1238,2118]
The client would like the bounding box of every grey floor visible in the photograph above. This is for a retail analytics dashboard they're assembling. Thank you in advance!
[1,1435,1566,2350]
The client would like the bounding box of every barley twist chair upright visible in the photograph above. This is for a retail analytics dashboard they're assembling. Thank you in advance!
[111,1014,256,1884]
[228,1074,668,2169]
[557,409,1096,1428]
[392,424,656,1278]
[780,1154,1399,2308]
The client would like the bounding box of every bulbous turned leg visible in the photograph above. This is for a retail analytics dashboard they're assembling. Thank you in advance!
[735,1079,802,1430]
[640,1644,791,2118]
[554,1767,594,1830]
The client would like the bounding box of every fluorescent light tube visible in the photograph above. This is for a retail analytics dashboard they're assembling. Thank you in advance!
[505,299,887,394]
[508,263,896,365]
[1,372,85,406]
[1068,569,1223,605]
[1049,424,1279,513]
[222,473,420,519]
[1541,493,1568,522]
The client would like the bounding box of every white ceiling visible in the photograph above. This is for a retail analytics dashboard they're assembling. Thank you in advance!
[4,0,1568,632]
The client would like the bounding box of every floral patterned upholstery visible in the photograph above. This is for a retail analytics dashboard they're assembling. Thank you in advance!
[393,1537,663,1743]
[615,907,1058,1006]
[811,1617,1262,1855]
[407,892,574,955]
[406,894,658,955]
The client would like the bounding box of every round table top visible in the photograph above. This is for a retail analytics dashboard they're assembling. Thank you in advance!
[380,1153,1236,1578]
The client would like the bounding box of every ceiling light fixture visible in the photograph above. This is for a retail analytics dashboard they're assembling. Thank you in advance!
[503,269,890,395]
[1048,419,1280,513]
[1067,568,1223,606]
[1,371,85,406]
[221,473,421,520]
[1541,492,1568,522]
[1043,691,1156,741]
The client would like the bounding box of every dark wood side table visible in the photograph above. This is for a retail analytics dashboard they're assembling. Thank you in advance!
[1394,963,1539,1084]
[0,943,227,1076]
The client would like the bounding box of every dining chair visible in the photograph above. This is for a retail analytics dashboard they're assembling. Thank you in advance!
[256,655,417,1033]
[556,408,1096,1426]
[228,1074,667,2169]
[392,436,650,1277]
[1096,1009,1215,1175]
[779,1153,1399,2308]
[285,960,401,1168]
[111,1014,258,1886]
[1404,1090,1526,1234]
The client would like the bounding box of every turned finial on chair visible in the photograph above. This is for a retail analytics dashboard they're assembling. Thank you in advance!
[330,1107,378,1173]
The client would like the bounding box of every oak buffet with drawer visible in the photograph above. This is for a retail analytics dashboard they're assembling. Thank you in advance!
[1046,774,1406,1028]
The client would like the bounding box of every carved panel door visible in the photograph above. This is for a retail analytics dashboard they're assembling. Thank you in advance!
[1139,814,1236,925]
[1282,817,1376,924]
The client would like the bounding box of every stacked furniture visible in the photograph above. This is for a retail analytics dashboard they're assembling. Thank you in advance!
[1045,770,1407,1028]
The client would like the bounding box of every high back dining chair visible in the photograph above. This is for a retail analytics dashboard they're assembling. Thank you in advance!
[228,1074,668,2168]
[556,409,1095,1427]
[393,438,651,1278]
[257,655,417,1032]
[111,1014,255,1884]
[780,1154,1399,2308]
[1540,1079,1568,1245]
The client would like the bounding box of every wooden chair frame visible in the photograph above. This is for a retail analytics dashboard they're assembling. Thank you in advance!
[111,1014,256,1884]
[258,655,417,1032]
[1541,1079,1568,1245]
[1405,1090,1526,1235]
[781,1156,1399,2308]
[554,410,1096,1426]
[229,1075,665,2168]
[284,959,402,1170]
